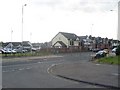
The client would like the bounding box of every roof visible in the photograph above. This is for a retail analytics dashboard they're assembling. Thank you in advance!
[60,32,78,40]
[1,41,32,48]
[22,41,32,47]
[78,36,87,41]
[12,42,22,46]
[2,42,22,47]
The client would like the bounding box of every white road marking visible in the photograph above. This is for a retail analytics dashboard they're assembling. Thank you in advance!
[18,68,24,71]
[47,63,61,74]
[47,64,56,74]
[11,70,15,72]
[2,61,43,67]
[2,71,8,72]
[47,63,78,83]
[37,62,41,63]
[51,64,56,67]
[112,73,119,76]
[3,67,33,73]
[26,67,32,69]
[95,64,100,65]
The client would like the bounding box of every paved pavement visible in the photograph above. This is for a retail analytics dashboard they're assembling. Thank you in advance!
[49,61,119,89]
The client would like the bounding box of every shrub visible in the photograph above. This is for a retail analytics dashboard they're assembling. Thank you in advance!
[115,45,120,56]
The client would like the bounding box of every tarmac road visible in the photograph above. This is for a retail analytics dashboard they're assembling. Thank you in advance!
[2,52,113,88]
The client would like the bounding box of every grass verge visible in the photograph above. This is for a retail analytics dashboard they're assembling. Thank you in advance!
[96,55,120,65]
[0,51,52,58]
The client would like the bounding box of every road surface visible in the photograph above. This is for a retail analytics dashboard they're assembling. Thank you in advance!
[2,52,104,88]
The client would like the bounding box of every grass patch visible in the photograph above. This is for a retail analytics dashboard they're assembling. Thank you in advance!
[1,51,52,58]
[97,55,120,65]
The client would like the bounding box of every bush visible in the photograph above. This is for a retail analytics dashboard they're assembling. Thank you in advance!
[115,45,120,56]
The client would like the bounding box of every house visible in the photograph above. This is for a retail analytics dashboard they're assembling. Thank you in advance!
[78,35,93,49]
[111,40,120,48]
[51,32,80,48]
[22,41,33,51]
[52,32,120,51]
[2,42,22,50]
[32,43,41,51]
[1,41,33,52]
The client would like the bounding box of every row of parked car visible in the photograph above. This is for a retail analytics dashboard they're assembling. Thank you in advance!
[93,47,117,59]
[0,49,28,54]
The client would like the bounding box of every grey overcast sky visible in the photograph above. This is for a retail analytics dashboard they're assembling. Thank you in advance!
[0,0,119,43]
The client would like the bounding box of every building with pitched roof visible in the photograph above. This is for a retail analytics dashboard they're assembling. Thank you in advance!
[51,32,80,48]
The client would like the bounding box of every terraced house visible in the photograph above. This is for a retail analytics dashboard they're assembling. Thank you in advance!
[51,32,120,51]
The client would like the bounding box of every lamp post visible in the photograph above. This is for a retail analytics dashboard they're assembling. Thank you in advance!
[91,24,94,36]
[21,4,27,52]
[110,3,119,46]
[30,32,33,53]
[118,1,120,41]
[11,29,13,43]
[30,32,32,43]
[11,29,13,53]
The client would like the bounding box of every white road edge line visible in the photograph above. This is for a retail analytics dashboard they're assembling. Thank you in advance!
[11,69,15,72]
[112,73,119,76]
[18,68,24,71]
[2,62,43,67]
[2,71,8,72]
[26,67,32,69]
[47,63,78,83]
[95,64,101,65]
[47,63,60,74]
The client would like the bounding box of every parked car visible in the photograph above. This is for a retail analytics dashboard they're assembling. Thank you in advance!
[0,51,1,54]
[112,48,116,53]
[94,50,107,59]
[103,48,109,54]
[22,49,28,53]
[0,49,17,54]
[0,49,8,54]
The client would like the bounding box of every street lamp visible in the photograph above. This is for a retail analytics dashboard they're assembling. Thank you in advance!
[110,1,119,41]
[11,28,13,43]
[118,1,120,41]
[91,24,94,36]
[110,6,119,46]
[21,4,27,52]
[11,29,13,52]
[30,32,32,53]
[30,32,32,43]
[22,4,27,42]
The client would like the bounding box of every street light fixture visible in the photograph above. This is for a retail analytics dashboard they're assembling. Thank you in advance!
[21,4,27,52]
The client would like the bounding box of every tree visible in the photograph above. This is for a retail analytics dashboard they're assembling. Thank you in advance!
[115,45,120,56]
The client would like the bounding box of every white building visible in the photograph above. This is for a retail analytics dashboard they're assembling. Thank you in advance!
[51,32,80,48]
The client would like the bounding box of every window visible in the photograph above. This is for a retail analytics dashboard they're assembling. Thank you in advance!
[70,40,74,46]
